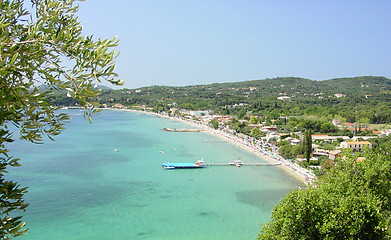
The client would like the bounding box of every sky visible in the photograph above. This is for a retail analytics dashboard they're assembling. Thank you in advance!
[76,0,391,89]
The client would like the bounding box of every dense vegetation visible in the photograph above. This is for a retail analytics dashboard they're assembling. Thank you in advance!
[1,0,121,238]
[50,76,391,124]
[258,136,391,239]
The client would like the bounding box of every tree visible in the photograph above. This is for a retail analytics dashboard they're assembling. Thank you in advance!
[278,141,293,159]
[249,116,259,124]
[182,102,194,110]
[320,122,337,133]
[303,129,312,163]
[270,109,280,120]
[209,119,219,130]
[258,146,391,239]
[233,121,248,134]
[291,144,303,158]
[1,0,122,238]
[250,127,264,139]
[237,110,246,119]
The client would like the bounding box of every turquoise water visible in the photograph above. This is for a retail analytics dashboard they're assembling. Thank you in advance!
[8,109,300,240]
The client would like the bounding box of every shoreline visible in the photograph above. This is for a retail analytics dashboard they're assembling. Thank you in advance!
[102,107,315,184]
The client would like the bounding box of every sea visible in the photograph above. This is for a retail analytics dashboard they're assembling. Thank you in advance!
[7,109,301,240]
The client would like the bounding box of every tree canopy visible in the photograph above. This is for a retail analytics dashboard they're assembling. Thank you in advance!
[258,145,391,239]
[0,0,122,238]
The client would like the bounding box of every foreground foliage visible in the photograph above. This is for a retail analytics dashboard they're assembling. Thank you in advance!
[0,0,121,238]
[258,144,391,239]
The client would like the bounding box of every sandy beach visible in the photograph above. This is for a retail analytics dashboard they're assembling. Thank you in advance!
[106,108,315,184]
[168,115,312,183]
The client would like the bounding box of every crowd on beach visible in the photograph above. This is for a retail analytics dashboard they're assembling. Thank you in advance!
[208,127,316,183]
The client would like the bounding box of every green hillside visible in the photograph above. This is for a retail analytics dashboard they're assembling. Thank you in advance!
[50,76,391,124]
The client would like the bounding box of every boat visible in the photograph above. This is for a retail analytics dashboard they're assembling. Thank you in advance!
[163,166,175,170]
[162,159,204,169]
[233,159,242,167]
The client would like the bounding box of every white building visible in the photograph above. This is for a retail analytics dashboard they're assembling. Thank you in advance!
[340,140,372,151]
[277,96,291,101]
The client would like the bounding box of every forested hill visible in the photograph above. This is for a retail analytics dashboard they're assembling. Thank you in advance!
[190,76,391,97]
[50,76,391,124]
[122,76,391,100]
[94,75,391,105]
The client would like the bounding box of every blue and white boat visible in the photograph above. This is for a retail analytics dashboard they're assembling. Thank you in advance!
[162,159,204,169]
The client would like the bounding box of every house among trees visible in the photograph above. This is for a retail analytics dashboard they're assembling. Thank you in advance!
[262,126,278,133]
[277,96,291,101]
[311,135,349,143]
[334,93,347,98]
[329,150,343,160]
[340,140,373,151]
[285,137,301,145]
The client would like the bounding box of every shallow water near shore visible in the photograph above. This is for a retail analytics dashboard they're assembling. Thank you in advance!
[8,109,300,240]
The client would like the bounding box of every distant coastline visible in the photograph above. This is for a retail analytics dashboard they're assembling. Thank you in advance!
[98,107,315,184]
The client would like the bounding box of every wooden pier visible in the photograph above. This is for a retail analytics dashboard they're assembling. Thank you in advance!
[162,160,280,170]
[163,128,203,132]
[204,162,281,167]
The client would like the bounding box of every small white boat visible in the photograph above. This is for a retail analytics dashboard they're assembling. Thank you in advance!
[114,149,119,152]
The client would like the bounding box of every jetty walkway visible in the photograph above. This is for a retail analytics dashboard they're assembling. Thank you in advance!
[204,162,281,167]
[162,160,280,169]
[163,128,203,132]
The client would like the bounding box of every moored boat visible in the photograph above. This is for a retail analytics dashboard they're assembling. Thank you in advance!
[162,159,204,169]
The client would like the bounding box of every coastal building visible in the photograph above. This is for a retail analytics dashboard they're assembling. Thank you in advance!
[248,124,263,128]
[225,103,248,108]
[313,148,330,157]
[113,103,126,109]
[340,140,372,151]
[343,122,355,127]
[381,129,391,136]
[285,137,301,145]
[311,135,350,143]
[334,93,347,98]
[277,96,291,101]
[167,102,178,107]
[329,150,342,160]
[332,119,341,126]
[187,110,213,116]
[262,126,278,133]
[266,132,280,141]
[279,116,300,120]
[311,135,329,143]
[372,131,382,135]
[216,115,233,123]
[351,136,377,141]
[372,130,391,136]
